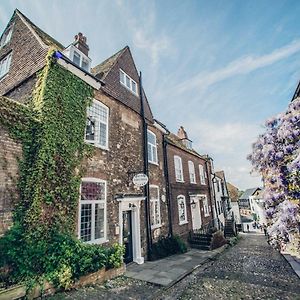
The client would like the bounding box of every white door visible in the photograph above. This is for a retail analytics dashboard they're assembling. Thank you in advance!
[190,196,202,230]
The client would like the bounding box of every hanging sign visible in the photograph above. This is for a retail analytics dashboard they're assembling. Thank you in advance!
[133,173,148,187]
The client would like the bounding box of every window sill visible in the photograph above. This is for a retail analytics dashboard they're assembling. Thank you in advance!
[151,224,162,230]
[83,238,108,245]
[190,182,197,185]
[85,141,109,151]
[176,179,185,183]
[149,160,159,166]
[179,221,188,226]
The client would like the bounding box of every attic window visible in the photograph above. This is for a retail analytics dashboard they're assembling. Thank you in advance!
[0,26,13,48]
[119,69,138,95]
[72,49,90,72]
[0,52,12,79]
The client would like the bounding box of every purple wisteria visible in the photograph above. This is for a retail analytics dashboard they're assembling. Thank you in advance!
[248,97,300,250]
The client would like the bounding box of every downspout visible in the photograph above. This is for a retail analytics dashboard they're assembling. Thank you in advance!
[139,72,152,258]
[163,133,173,236]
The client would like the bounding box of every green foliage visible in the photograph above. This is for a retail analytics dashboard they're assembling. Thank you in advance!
[0,50,124,291]
[151,235,187,260]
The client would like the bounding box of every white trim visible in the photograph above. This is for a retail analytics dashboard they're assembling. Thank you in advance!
[147,130,158,164]
[78,178,107,244]
[57,59,101,89]
[119,68,138,96]
[85,99,109,150]
[174,155,184,182]
[118,196,145,264]
[0,25,13,48]
[149,185,161,229]
[0,52,12,80]
[199,164,206,185]
[153,121,168,134]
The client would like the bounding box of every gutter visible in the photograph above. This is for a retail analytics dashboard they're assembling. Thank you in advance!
[139,71,152,258]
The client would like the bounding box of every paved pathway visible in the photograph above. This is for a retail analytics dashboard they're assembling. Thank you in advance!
[125,245,227,286]
[158,233,300,299]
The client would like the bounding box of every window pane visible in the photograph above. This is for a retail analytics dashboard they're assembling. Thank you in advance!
[147,131,156,145]
[85,117,95,141]
[95,203,104,239]
[126,75,131,88]
[81,181,105,201]
[99,122,107,147]
[132,81,137,93]
[80,203,92,242]
[148,144,152,162]
[73,51,81,66]
[120,70,125,84]
[82,58,89,71]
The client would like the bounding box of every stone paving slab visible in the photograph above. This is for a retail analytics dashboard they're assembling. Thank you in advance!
[282,253,300,279]
[125,245,228,286]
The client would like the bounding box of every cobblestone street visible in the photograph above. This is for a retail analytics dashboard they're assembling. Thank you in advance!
[158,233,300,300]
[48,233,300,300]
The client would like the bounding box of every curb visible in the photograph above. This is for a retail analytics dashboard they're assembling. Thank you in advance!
[281,253,300,280]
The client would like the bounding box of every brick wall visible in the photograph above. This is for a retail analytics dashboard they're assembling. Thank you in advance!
[0,127,22,235]
[166,143,213,241]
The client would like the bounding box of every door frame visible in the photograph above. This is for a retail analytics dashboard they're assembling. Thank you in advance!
[190,195,202,230]
[117,196,145,265]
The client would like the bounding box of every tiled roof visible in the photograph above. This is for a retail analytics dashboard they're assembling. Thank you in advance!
[227,182,239,202]
[91,47,127,80]
[166,133,205,159]
[239,187,261,200]
[15,9,64,50]
[215,171,225,181]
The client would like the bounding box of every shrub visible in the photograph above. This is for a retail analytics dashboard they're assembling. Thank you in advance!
[210,231,227,250]
[151,235,187,260]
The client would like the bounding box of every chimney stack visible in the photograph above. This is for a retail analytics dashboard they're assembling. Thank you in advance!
[74,32,89,56]
[177,126,188,140]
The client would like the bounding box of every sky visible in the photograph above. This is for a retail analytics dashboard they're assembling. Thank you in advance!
[1,0,300,190]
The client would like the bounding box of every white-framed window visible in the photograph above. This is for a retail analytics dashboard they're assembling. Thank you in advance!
[85,99,109,149]
[72,49,90,72]
[150,185,161,229]
[188,161,196,184]
[0,53,12,79]
[0,26,13,48]
[79,178,107,244]
[177,195,188,225]
[119,69,138,95]
[174,155,184,182]
[199,165,206,185]
[202,195,210,217]
[148,130,158,164]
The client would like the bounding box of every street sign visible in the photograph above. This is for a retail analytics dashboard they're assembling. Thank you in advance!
[133,173,148,187]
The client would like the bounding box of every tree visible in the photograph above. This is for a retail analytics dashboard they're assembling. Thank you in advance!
[248,98,300,251]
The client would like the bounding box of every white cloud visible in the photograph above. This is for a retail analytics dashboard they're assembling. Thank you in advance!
[177,39,300,93]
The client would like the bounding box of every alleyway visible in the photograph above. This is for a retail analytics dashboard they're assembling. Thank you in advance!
[48,234,300,300]
[158,233,300,300]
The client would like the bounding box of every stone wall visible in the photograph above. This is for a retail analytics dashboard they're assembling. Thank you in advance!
[0,127,22,235]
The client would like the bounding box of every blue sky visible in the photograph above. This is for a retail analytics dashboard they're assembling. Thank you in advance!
[1,0,300,190]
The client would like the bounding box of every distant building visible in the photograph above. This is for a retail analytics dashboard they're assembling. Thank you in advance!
[239,187,262,222]
[227,182,241,225]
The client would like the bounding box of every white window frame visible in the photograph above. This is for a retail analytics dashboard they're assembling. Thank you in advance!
[147,130,158,164]
[71,46,91,72]
[85,99,109,150]
[177,195,188,225]
[78,178,107,244]
[199,165,206,185]
[0,52,12,80]
[201,195,210,217]
[174,155,184,182]
[0,26,13,48]
[119,69,138,96]
[188,160,196,184]
[150,185,161,229]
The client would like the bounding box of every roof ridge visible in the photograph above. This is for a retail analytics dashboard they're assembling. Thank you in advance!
[15,8,64,50]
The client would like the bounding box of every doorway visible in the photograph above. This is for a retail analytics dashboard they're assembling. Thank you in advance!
[122,210,133,263]
[190,196,202,230]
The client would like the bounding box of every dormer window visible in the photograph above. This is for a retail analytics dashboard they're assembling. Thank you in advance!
[120,69,138,95]
[0,26,13,48]
[182,139,192,149]
[63,44,91,72]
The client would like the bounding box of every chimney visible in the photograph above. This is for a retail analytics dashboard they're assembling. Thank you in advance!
[73,32,89,56]
[177,126,188,140]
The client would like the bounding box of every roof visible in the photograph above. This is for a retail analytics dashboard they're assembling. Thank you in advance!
[239,187,261,200]
[215,171,225,181]
[15,9,64,50]
[227,182,239,202]
[166,133,205,160]
[91,47,127,80]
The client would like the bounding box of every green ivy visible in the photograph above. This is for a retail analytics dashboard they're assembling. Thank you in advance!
[0,50,124,291]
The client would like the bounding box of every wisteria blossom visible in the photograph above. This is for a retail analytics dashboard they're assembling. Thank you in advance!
[248,97,300,251]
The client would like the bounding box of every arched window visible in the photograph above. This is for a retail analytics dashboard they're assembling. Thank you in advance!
[177,195,188,225]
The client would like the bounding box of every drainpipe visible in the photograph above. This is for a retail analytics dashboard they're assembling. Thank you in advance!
[163,133,173,236]
[139,72,152,258]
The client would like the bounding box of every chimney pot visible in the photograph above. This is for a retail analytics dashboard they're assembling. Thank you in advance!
[73,32,89,57]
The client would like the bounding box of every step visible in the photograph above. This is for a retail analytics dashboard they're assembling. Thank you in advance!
[190,243,211,250]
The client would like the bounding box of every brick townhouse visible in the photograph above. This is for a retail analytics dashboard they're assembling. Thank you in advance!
[0,9,169,264]
[165,126,215,241]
